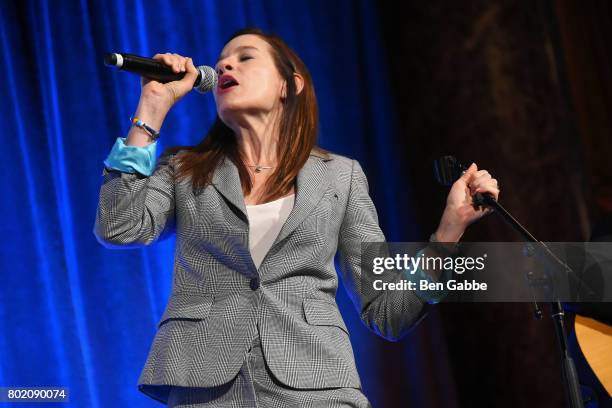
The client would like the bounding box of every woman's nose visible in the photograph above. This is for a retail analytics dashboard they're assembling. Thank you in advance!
[217,63,233,75]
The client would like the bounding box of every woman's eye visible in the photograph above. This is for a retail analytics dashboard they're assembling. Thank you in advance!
[240,55,253,62]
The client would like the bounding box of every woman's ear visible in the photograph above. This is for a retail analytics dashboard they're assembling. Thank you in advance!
[281,73,305,100]
[294,73,304,95]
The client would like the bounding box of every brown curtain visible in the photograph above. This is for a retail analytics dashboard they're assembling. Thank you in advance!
[374,0,611,406]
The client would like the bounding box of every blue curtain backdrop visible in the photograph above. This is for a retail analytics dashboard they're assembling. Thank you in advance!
[0,0,453,406]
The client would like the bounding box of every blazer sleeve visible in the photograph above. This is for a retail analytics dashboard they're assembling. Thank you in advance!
[93,143,177,249]
[337,159,430,341]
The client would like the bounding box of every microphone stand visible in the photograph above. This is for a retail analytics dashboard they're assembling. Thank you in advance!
[434,156,583,407]
[473,193,584,408]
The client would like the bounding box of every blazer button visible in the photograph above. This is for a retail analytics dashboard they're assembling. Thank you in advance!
[249,277,260,290]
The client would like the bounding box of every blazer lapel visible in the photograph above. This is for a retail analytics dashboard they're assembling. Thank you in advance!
[211,156,248,222]
[211,152,333,245]
[272,153,332,247]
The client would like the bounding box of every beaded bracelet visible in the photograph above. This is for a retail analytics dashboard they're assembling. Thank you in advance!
[130,116,160,141]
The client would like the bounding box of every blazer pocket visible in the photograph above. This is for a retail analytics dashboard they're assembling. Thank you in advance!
[303,297,349,335]
[157,292,214,329]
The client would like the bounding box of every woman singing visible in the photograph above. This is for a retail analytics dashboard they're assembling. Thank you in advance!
[95,28,499,407]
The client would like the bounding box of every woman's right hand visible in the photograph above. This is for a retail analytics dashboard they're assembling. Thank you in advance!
[140,53,199,109]
[127,53,198,147]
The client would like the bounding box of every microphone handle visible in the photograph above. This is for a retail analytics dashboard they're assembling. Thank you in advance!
[104,53,202,86]
[473,192,497,208]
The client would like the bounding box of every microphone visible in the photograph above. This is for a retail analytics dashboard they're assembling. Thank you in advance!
[104,53,218,94]
[433,155,497,207]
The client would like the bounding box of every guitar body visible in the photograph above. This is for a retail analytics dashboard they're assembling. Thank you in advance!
[575,315,612,396]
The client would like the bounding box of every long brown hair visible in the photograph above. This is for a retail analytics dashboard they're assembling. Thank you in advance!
[165,28,329,203]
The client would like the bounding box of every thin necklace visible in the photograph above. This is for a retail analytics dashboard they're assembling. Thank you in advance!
[246,164,276,173]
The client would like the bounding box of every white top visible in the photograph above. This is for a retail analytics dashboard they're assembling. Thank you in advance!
[246,193,295,269]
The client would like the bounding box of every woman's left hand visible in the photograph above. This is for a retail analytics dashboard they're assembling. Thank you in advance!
[435,163,500,242]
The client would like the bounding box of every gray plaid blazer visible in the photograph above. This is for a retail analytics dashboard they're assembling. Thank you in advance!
[94,148,428,404]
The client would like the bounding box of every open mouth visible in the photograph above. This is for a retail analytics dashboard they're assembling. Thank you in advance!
[219,75,239,90]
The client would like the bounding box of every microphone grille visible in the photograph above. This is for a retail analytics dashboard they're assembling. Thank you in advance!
[195,65,218,93]
[433,156,464,186]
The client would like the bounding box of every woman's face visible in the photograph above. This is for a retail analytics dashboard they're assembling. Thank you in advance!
[213,34,285,124]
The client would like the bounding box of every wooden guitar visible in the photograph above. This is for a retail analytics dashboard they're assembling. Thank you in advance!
[574,315,612,396]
